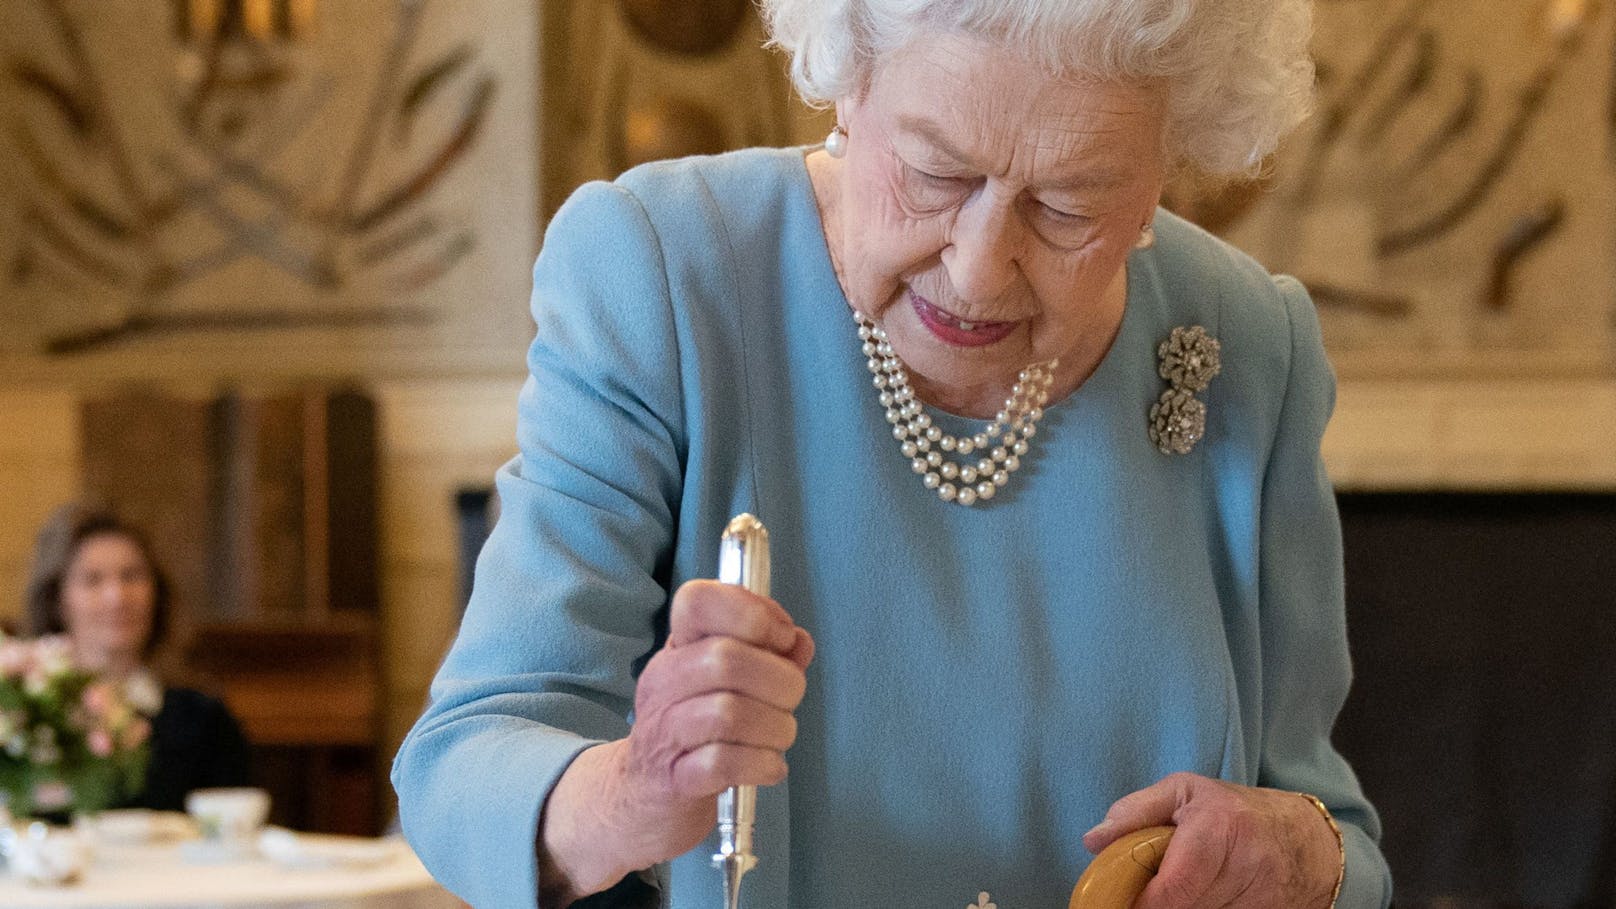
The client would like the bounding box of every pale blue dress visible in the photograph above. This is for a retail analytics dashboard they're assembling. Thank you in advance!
[392,147,1394,908]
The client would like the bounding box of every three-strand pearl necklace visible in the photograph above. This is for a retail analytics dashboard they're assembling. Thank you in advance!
[856,310,1058,507]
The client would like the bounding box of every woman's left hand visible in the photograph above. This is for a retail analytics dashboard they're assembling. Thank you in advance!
[1083,772,1340,909]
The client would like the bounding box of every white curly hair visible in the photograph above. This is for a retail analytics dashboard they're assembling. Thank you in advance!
[759,0,1314,176]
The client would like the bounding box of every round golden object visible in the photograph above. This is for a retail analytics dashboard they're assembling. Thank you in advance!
[620,0,749,56]
[618,96,729,169]
[1068,826,1174,909]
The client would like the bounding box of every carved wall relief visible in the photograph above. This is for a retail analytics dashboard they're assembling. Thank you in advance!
[1178,0,1616,378]
[0,0,537,379]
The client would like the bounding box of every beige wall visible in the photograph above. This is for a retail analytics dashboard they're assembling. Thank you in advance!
[371,379,521,754]
[1325,379,1616,490]
[0,389,80,623]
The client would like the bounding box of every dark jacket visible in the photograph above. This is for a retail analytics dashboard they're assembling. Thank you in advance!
[131,687,252,811]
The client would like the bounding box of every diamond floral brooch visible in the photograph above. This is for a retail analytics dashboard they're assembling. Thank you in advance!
[1149,325,1221,455]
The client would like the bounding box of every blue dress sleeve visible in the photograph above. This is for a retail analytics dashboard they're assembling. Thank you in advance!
[391,180,683,909]
[1255,277,1394,908]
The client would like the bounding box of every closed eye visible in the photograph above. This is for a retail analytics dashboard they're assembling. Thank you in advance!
[914,166,963,186]
[1037,200,1090,223]
[1026,197,1101,249]
[899,161,973,211]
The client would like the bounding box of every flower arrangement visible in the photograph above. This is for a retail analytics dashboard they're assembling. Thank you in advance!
[0,633,157,818]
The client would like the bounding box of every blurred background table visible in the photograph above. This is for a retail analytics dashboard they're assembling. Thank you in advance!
[0,833,463,909]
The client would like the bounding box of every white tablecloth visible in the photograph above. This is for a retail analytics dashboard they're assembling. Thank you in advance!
[0,833,463,909]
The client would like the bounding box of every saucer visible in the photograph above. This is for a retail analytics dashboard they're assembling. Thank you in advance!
[179,837,258,864]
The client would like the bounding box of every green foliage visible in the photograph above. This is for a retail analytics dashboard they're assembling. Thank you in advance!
[0,635,154,818]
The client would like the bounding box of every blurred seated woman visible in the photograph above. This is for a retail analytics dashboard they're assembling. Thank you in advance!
[24,503,251,811]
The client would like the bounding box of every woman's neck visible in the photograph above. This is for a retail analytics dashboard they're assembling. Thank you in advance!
[77,646,141,680]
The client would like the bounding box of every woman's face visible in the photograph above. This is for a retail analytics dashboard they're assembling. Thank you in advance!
[834,32,1167,413]
[61,533,156,669]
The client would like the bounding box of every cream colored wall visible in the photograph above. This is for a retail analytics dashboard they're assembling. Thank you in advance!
[372,379,522,755]
[0,389,80,626]
[0,378,522,768]
[1326,379,1616,490]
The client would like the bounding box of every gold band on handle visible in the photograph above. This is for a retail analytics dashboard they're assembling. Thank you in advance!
[1069,796,1342,908]
[1298,792,1345,907]
[1068,825,1174,908]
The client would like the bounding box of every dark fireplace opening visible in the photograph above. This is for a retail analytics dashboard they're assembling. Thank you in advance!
[1335,493,1616,909]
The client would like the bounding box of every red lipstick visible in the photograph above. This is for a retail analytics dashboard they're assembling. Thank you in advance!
[910,292,1018,348]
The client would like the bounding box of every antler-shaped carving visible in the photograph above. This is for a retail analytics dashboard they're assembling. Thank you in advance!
[6,0,498,354]
[1288,0,1595,316]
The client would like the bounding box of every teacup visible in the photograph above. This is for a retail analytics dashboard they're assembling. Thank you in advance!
[185,788,270,846]
[6,822,89,886]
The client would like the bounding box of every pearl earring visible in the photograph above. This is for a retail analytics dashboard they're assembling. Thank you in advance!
[1135,224,1156,250]
[825,125,848,159]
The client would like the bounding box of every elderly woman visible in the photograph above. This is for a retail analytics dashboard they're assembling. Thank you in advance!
[394,1,1393,906]
[25,504,251,811]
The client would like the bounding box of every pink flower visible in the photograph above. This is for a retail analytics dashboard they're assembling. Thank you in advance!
[81,682,116,716]
[121,718,150,750]
[0,640,30,679]
[31,780,71,811]
[87,728,114,758]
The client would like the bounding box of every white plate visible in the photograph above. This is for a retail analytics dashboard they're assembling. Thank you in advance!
[78,810,195,844]
[179,837,259,864]
[256,828,397,869]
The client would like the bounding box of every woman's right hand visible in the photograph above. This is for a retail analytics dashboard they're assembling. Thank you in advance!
[539,579,815,904]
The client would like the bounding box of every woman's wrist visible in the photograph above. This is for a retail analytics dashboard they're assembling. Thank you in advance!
[539,742,635,905]
[1296,792,1345,907]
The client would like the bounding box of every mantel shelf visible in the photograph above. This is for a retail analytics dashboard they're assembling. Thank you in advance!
[1325,377,1616,491]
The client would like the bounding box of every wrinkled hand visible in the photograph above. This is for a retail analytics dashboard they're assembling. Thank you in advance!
[541,580,814,902]
[1083,773,1339,909]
